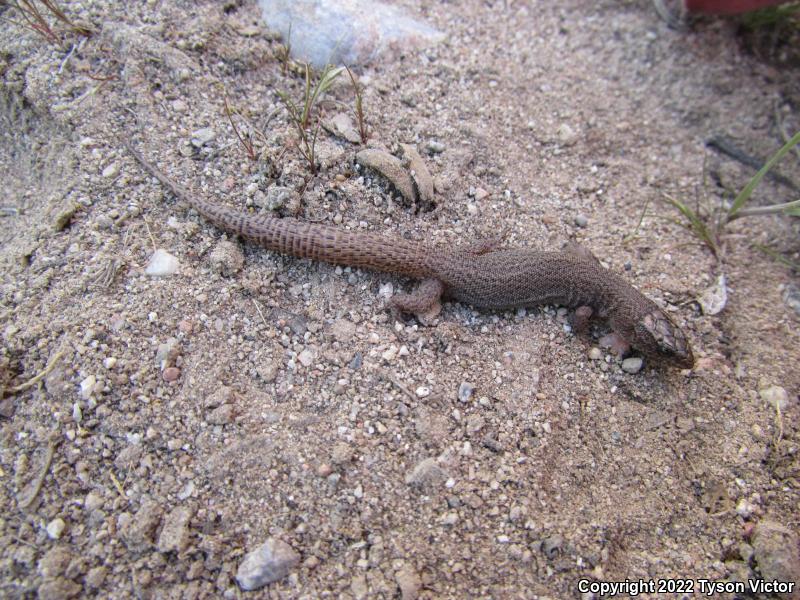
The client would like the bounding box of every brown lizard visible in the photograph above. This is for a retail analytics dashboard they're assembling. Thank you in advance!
[124,143,694,369]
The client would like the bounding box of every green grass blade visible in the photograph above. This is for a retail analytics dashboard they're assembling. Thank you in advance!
[729,130,800,218]
[663,194,718,255]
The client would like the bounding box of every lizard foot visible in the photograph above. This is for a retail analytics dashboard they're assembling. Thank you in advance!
[563,242,600,264]
[464,235,505,256]
[389,278,444,325]
[599,332,631,358]
[571,305,593,333]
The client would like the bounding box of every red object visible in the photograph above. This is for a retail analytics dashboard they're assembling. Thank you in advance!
[685,0,792,14]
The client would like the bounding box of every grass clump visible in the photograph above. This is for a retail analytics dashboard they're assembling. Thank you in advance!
[346,66,368,144]
[662,130,800,261]
[3,0,92,44]
[277,63,343,174]
[223,94,265,162]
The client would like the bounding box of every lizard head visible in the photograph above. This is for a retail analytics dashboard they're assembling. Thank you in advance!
[633,309,694,369]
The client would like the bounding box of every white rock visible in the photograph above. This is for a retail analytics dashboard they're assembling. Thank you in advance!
[378,282,394,299]
[190,127,216,147]
[698,273,727,316]
[80,375,96,400]
[46,518,65,539]
[557,123,578,146]
[621,357,643,374]
[236,538,300,591]
[146,249,180,277]
[102,163,119,178]
[298,349,314,367]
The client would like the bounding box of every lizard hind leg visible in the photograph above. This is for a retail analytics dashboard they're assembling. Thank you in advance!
[571,305,594,333]
[389,278,444,325]
[463,236,504,256]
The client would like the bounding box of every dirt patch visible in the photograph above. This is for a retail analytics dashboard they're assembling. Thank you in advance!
[0,1,798,598]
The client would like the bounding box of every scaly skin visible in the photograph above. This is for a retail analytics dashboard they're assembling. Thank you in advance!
[124,143,694,368]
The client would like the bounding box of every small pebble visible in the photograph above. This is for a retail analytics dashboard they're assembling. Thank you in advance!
[145,249,180,277]
[588,347,603,360]
[298,349,314,368]
[557,123,578,146]
[541,534,563,558]
[574,214,588,228]
[236,538,300,591]
[736,498,757,519]
[621,357,643,373]
[84,491,104,512]
[79,375,96,400]
[85,566,108,589]
[415,386,431,398]
[102,163,119,178]
[155,338,180,369]
[46,518,65,539]
[162,367,181,382]
[331,442,353,465]
[208,404,234,425]
[157,506,193,553]
[190,127,216,147]
[209,241,244,277]
[751,520,800,599]
[426,140,446,154]
[395,564,422,600]
[263,186,297,212]
[405,457,447,488]
[457,382,474,403]
[474,187,490,201]
[782,284,800,317]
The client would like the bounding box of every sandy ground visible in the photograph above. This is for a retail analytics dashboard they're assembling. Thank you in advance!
[1,0,799,598]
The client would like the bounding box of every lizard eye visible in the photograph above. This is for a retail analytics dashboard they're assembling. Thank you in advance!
[639,310,694,368]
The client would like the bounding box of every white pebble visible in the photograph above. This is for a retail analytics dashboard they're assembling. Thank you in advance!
[79,375,96,400]
[415,386,431,398]
[298,349,314,367]
[736,498,756,519]
[46,518,66,539]
[378,282,394,299]
[145,249,180,277]
[621,357,643,374]
[102,163,119,178]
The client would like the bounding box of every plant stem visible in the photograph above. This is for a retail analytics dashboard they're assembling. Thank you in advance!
[727,197,800,220]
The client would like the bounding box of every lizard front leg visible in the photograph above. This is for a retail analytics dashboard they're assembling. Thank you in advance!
[571,306,630,357]
[389,278,444,324]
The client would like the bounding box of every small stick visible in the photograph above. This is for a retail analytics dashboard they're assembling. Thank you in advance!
[109,471,126,499]
[4,350,65,397]
[380,370,417,402]
[251,299,268,328]
[18,439,59,509]
[142,216,157,252]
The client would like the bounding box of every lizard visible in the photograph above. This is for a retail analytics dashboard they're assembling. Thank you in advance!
[123,142,695,369]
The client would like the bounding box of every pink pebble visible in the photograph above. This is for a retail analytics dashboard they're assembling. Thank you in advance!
[163,367,181,382]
